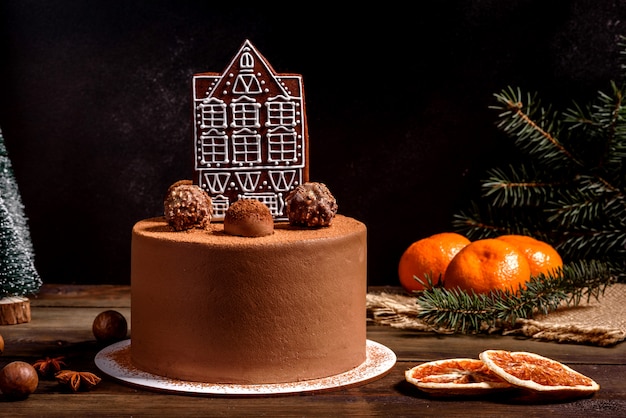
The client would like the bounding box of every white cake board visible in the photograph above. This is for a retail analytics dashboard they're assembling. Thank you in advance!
[95,339,396,396]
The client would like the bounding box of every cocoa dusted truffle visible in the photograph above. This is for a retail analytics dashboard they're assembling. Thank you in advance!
[224,199,274,237]
[164,181,213,231]
[285,182,338,227]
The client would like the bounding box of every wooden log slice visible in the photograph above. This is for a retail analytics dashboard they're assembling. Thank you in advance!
[0,296,31,325]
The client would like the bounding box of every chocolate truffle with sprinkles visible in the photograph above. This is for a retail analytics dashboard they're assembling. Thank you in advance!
[285,182,338,227]
[164,181,213,231]
[224,199,274,237]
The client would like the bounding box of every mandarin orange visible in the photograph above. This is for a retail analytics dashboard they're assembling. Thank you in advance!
[398,232,471,293]
[443,238,531,294]
[496,235,563,277]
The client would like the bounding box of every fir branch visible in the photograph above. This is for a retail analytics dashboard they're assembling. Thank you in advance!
[452,202,552,242]
[559,227,626,261]
[482,164,562,207]
[564,81,626,181]
[491,87,583,169]
[546,177,625,227]
[588,81,626,172]
[451,204,511,239]
[562,101,596,130]
[414,260,615,334]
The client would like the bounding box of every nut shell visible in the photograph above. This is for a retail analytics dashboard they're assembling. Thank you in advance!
[164,181,213,231]
[0,361,38,400]
[285,182,338,227]
[224,199,274,237]
[92,310,128,344]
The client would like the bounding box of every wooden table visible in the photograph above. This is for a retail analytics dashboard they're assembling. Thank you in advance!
[1,285,624,417]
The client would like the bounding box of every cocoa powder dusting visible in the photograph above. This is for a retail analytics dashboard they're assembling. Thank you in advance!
[223,199,274,237]
[98,340,395,394]
[225,199,272,222]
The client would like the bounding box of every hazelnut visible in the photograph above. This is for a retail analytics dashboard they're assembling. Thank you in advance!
[0,361,38,400]
[92,310,128,344]
[0,333,4,355]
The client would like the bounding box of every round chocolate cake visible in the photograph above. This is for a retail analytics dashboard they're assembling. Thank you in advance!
[130,215,367,384]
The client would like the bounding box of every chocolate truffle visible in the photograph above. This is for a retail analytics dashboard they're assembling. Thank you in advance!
[285,182,338,227]
[164,181,213,231]
[224,199,274,237]
[166,179,192,195]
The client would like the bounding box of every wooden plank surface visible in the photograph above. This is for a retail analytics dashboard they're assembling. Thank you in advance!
[1,285,624,417]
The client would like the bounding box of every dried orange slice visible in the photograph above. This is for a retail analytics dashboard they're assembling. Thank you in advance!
[405,358,512,396]
[480,350,600,398]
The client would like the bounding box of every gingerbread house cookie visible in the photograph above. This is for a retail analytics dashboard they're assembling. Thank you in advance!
[192,40,309,221]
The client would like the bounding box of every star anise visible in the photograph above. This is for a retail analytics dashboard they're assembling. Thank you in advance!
[32,356,67,378]
[55,370,101,392]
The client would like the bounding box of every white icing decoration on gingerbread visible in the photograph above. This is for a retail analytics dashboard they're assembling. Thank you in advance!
[192,40,309,221]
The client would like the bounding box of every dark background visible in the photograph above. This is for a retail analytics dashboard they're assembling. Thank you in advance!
[1,0,624,287]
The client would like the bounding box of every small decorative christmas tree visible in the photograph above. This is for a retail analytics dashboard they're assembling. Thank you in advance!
[0,127,42,325]
[414,38,626,333]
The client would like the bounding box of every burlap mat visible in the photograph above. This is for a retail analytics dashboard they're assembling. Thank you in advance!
[366,283,626,347]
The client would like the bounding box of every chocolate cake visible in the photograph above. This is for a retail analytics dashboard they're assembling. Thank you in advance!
[129,40,369,385]
[130,214,367,384]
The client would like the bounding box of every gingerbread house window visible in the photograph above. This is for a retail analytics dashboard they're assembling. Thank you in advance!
[269,170,297,191]
[266,97,297,127]
[199,99,227,129]
[267,126,298,163]
[241,193,279,214]
[232,129,261,164]
[210,196,230,218]
[203,173,230,194]
[199,129,229,165]
[233,73,262,94]
[231,97,261,128]
[232,51,263,95]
